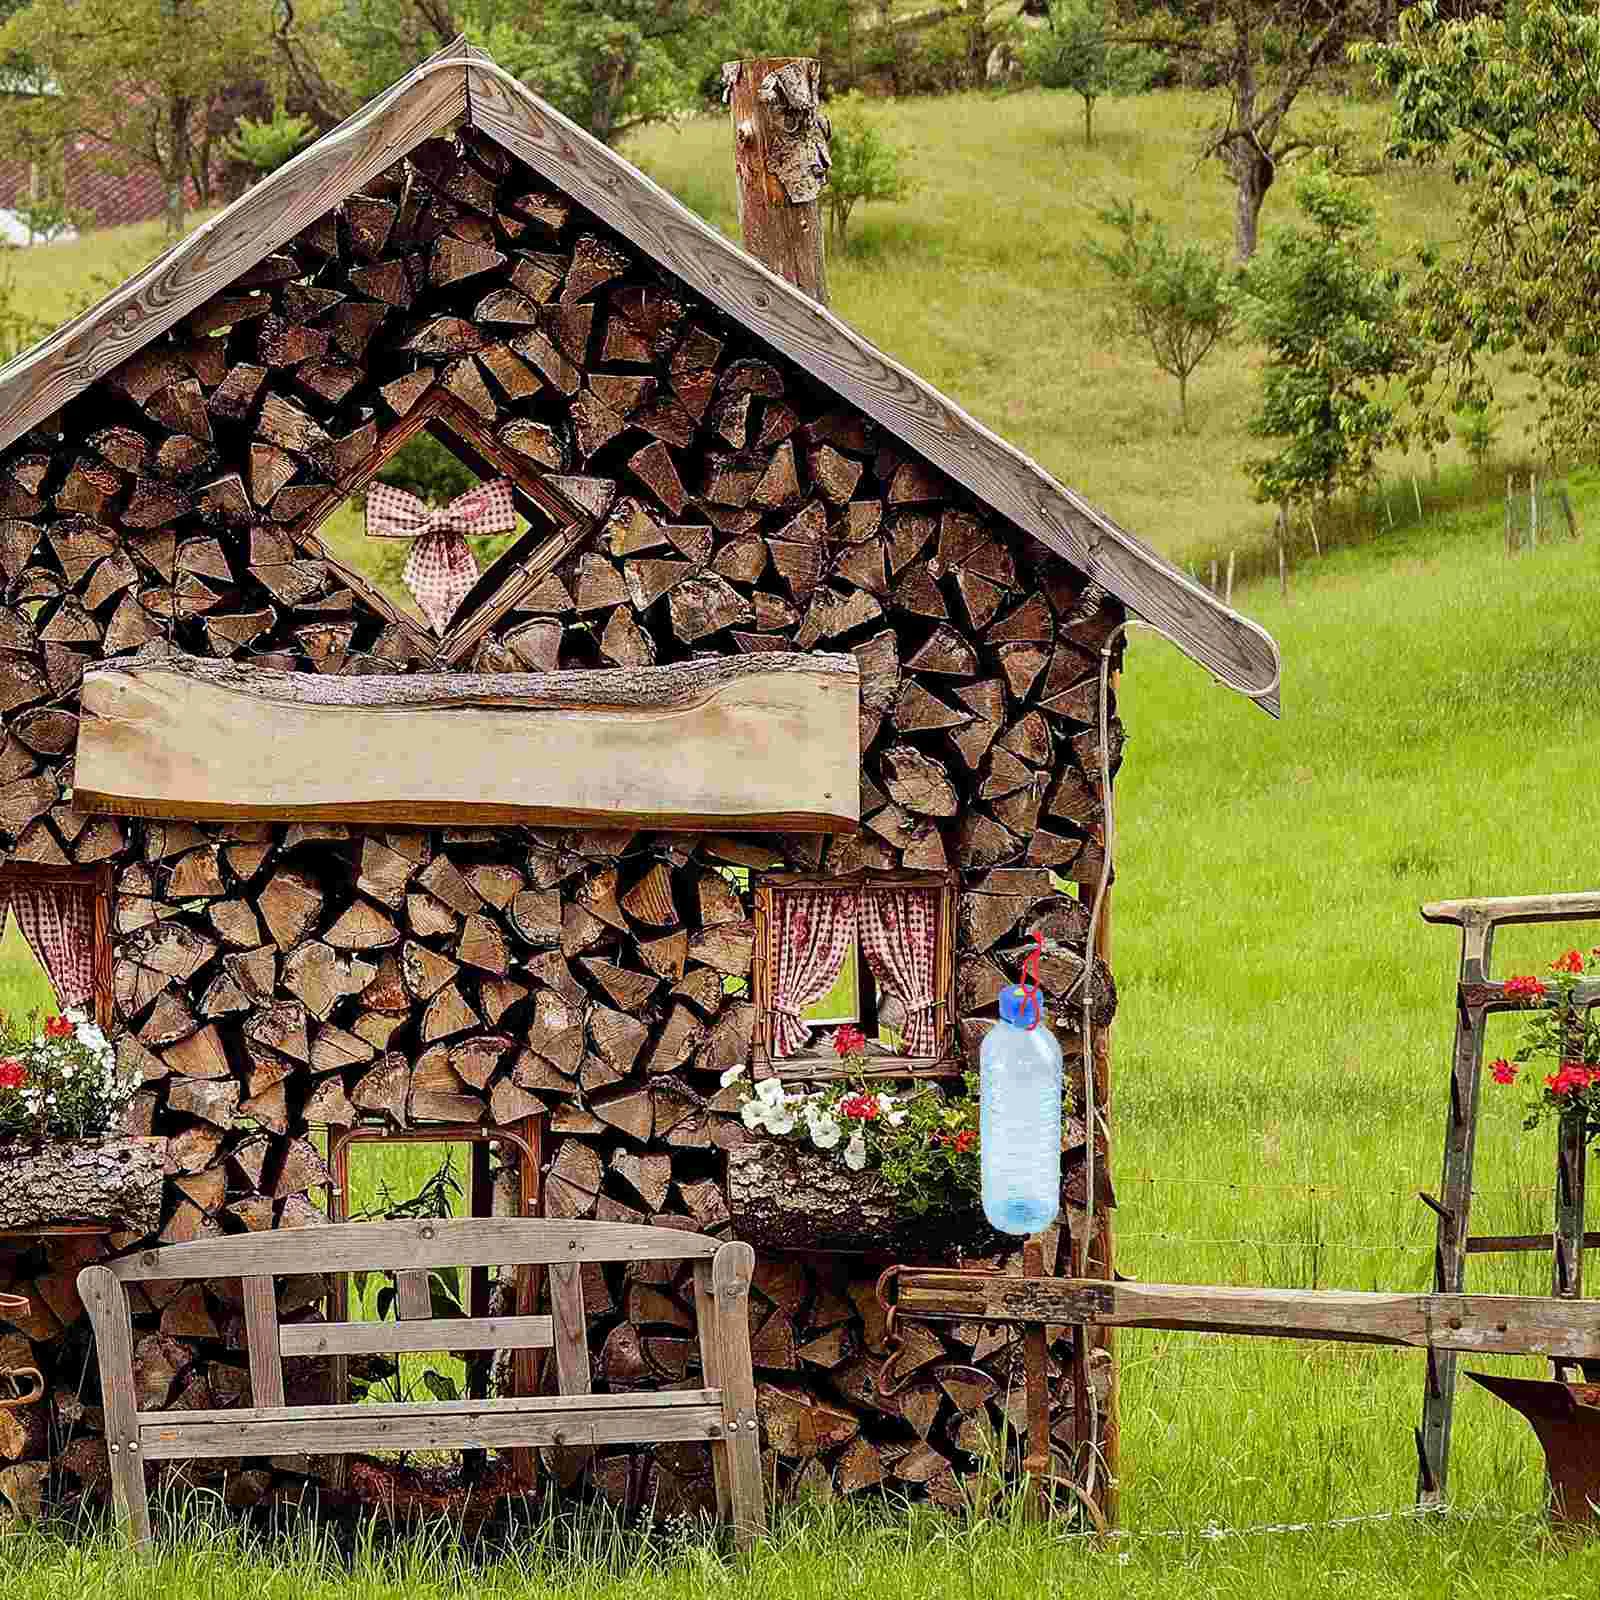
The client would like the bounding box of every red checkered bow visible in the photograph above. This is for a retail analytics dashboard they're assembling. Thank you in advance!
[366,479,517,634]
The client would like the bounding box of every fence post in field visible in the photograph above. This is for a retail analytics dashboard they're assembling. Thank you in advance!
[1412,475,1423,520]
[723,57,830,306]
[1209,558,1217,594]
[1275,507,1288,600]
[1308,506,1320,557]
[1506,473,1515,556]
[1225,550,1235,605]
[1530,473,1539,549]
[1560,485,1580,541]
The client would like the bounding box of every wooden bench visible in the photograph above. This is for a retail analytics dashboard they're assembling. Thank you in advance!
[79,1218,765,1548]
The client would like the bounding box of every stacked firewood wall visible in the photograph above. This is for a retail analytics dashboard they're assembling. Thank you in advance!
[0,126,1120,1515]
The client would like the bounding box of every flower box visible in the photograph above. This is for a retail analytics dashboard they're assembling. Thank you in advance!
[0,1135,165,1234]
[725,1139,1007,1261]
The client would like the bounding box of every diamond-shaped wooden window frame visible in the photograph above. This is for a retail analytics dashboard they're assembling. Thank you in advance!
[283,390,595,667]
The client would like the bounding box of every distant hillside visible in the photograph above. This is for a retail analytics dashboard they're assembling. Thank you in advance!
[627,87,1533,568]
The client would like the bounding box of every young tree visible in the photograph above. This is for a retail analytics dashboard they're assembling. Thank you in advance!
[1360,0,1600,459]
[1020,0,1156,147]
[1089,197,1236,431]
[1111,0,1384,261]
[822,93,912,251]
[1234,168,1414,514]
[0,0,318,234]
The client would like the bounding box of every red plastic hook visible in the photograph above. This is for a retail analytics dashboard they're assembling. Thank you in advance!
[1019,929,1044,1030]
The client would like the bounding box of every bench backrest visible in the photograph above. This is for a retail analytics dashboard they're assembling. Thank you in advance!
[87,1217,726,1418]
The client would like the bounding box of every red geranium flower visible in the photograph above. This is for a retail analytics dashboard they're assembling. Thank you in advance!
[43,1015,73,1039]
[952,1128,977,1154]
[0,1059,24,1090]
[833,1024,867,1059]
[1552,950,1585,975]
[1546,1062,1595,1098]
[1490,1058,1519,1085]
[840,1092,881,1121]
[1504,975,1549,1003]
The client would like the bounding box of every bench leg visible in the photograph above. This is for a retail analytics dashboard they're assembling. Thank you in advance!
[706,1243,766,1550]
[79,1266,153,1547]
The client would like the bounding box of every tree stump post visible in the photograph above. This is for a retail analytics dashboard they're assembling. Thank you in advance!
[723,57,831,307]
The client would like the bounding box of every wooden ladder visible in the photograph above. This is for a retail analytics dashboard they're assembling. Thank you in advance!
[1416,891,1600,1503]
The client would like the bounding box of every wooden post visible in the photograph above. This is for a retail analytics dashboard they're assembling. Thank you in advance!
[1224,550,1235,605]
[1531,473,1539,548]
[1506,474,1515,556]
[1091,850,1118,1523]
[724,57,831,306]
[1020,1234,1050,1517]
[1560,484,1580,541]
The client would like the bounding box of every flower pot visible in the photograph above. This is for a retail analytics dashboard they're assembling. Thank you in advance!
[725,1138,1007,1260]
[0,1135,165,1234]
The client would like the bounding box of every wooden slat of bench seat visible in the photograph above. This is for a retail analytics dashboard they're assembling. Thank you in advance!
[280,1313,555,1357]
[107,1218,719,1280]
[137,1397,722,1459]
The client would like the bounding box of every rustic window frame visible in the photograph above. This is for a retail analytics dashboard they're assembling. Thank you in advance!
[280,390,596,668]
[0,861,114,1031]
[751,870,958,1082]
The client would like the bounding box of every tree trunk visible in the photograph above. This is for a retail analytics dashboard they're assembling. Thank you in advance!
[1177,370,1189,433]
[1083,94,1094,149]
[725,58,830,306]
[166,96,193,237]
[1221,133,1273,264]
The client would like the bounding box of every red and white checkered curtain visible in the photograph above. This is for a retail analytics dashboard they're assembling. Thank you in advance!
[1,884,96,1011]
[770,889,858,1058]
[859,887,940,1056]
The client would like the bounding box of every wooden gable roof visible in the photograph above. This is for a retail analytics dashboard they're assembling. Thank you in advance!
[0,38,1281,714]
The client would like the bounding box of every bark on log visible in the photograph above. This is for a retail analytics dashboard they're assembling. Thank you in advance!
[726,1141,1004,1259]
[0,1137,165,1231]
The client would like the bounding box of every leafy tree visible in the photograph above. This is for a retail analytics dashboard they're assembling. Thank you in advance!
[1089,197,1236,431]
[1021,0,1157,147]
[0,0,328,233]
[1359,0,1600,459]
[1111,0,1384,260]
[822,92,912,250]
[226,108,316,176]
[329,0,851,148]
[1233,168,1414,513]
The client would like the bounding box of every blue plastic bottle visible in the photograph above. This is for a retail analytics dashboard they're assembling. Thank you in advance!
[980,984,1063,1236]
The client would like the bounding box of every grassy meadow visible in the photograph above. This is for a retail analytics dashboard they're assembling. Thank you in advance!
[2,79,1600,1597]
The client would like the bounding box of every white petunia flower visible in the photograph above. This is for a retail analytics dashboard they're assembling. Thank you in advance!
[765,1107,797,1135]
[754,1078,786,1109]
[844,1132,868,1171]
[810,1115,842,1150]
[719,1063,748,1089]
[741,1100,770,1131]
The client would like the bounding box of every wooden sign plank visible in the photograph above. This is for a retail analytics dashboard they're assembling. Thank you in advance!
[894,1273,1600,1360]
[75,652,859,832]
